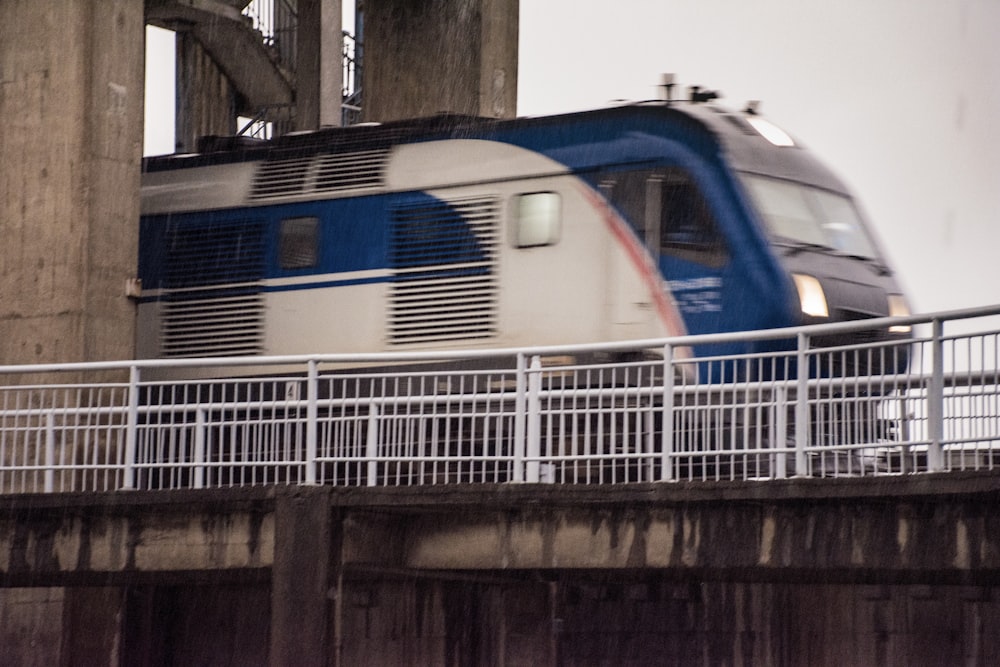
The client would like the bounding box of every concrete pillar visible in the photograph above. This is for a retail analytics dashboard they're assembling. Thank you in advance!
[174,33,237,153]
[361,0,519,122]
[0,0,144,364]
[296,0,343,130]
[62,587,127,666]
[270,487,334,667]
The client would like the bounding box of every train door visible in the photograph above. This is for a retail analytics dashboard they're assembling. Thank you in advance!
[498,178,611,346]
[599,167,730,337]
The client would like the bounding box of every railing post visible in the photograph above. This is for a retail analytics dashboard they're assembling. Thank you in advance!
[304,360,318,485]
[927,317,945,471]
[898,395,911,474]
[122,365,140,490]
[44,411,55,493]
[660,343,675,482]
[512,353,527,482]
[795,332,810,476]
[366,403,379,487]
[774,385,788,480]
[194,408,206,489]
[526,355,542,483]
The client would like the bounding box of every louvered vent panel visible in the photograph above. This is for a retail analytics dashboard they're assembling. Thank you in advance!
[165,220,266,289]
[161,292,264,357]
[250,158,311,199]
[160,220,266,357]
[389,198,500,345]
[250,150,388,201]
[314,150,388,194]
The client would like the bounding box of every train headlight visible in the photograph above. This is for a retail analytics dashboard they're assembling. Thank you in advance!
[792,273,829,318]
[887,294,911,333]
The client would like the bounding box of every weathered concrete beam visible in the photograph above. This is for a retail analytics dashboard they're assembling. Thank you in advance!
[0,489,274,586]
[342,474,1000,583]
[3,473,1000,588]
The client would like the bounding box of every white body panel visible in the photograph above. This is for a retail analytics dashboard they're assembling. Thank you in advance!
[265,280,388,354]
[141,161,257,214]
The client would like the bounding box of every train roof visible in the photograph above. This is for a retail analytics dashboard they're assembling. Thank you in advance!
[143,99,847,193]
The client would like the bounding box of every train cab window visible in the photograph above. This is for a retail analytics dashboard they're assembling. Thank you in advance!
[742,174,881,259]
[513,192,561,247]
[279,217,319,269]
[600,168,727,267]
[657,170,727,267]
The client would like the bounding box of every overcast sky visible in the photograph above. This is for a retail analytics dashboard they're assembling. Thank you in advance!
[146,0,1000,314]
[519,0,1000,315]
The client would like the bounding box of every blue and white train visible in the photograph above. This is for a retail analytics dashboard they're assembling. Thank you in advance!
[138,93,910,376]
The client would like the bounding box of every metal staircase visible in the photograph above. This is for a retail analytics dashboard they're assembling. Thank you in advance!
[145,0,296,127]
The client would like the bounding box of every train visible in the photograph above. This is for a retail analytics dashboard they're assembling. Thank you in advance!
[137,88,911,380]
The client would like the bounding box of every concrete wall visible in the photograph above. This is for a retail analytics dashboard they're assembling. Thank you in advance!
[338,577,1000,666]
[2,476,1000,664]
[3,578,997,666]
[0,0,143,365]
[362,0,519,122]
[0,588,65,667]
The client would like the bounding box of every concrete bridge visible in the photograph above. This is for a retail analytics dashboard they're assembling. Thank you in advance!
[3,473,1000,665]
[2,307,1000,664]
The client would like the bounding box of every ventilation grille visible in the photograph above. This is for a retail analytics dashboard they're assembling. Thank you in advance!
[250,149,388,201]
[165,220,266,289]
[160,220,266,357]
[388,197,500,345]
[161,291,265,357]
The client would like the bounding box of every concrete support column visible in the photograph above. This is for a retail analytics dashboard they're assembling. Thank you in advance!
[174,33,236,153]
[361,0,519,122]
[0,0,144,364]
[478,0,520,118]
[270,487,334,667]
[296,0,343,130]
[62,587,127,666]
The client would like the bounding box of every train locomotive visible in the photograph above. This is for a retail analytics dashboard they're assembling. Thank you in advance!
[137,91,911,379]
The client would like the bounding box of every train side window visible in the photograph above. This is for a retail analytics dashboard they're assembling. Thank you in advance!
[513,192,561,247]
[279,217,319,269]
[658,170,727,267]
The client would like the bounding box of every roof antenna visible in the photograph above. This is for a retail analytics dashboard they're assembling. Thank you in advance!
[690,86,720,103]
[659,73,676,104]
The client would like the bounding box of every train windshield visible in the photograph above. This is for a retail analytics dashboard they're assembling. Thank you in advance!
[741,173,881,260]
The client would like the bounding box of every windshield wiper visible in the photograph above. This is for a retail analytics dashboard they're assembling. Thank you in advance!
[835,251,893,276]
[775,240,833,256]
[775,241,893,275]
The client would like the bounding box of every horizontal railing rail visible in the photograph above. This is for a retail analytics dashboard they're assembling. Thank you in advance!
[2,305,999,493]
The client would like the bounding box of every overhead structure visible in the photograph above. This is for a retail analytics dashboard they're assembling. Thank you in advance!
[362,0,519,122]
[146,0,518,148]
[146,0,309,149]
[145,0,296,114]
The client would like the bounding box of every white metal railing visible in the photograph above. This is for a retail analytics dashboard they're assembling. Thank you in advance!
[1,306,999,493]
